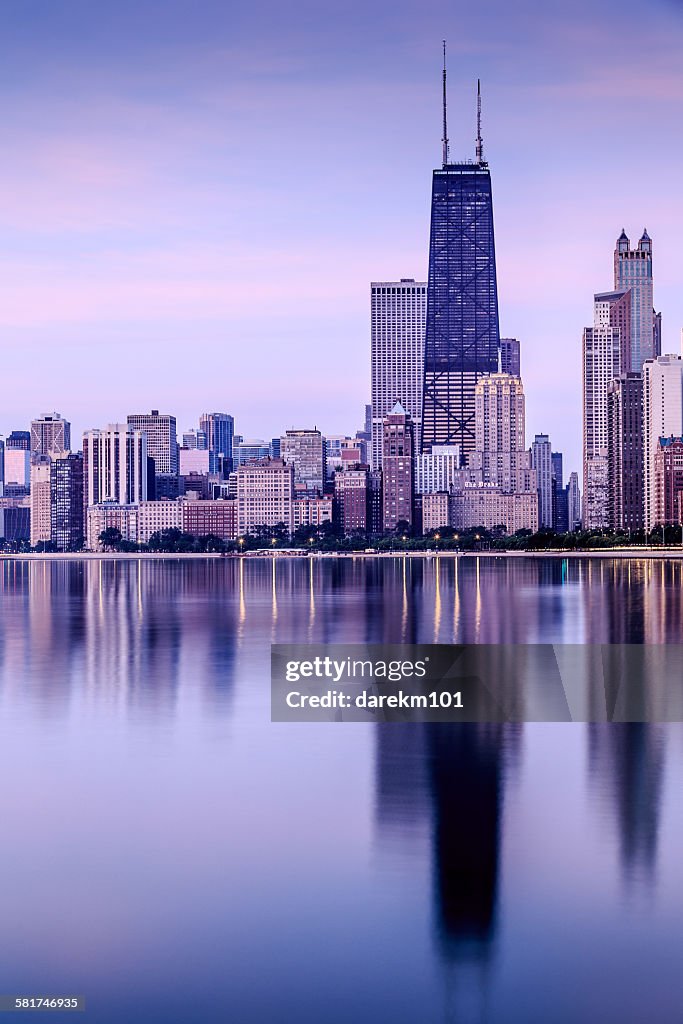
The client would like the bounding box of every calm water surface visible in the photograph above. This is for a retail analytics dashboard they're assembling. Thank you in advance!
[1,556,682,1023]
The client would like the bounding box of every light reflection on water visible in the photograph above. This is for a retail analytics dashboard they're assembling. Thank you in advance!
[0,556,682,1024]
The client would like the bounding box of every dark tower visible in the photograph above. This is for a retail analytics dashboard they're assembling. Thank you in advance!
[421,59,500,459]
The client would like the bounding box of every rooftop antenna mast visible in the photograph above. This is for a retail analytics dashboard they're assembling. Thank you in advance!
[476,78,484,163]
[442,40,449,166]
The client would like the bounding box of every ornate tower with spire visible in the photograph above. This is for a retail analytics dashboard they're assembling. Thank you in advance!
[613,228,656,371]
[421,55,500,459]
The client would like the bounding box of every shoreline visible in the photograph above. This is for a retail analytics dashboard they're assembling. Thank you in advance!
[3,548,683,562]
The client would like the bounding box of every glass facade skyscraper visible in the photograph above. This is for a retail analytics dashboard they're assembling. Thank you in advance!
[421,160,500,458]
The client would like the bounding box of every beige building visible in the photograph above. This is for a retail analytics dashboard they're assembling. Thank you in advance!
[292,495,333,529]
[138,500,183,542]
[422,492,450,534]
[237,459,294,536]
[643,355,683,532]
[450,486,538,534]
[86,504,139,550]
[30,456,52,547]
[472,373,527,491]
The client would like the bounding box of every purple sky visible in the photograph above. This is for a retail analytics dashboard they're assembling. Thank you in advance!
[1,0,682,474]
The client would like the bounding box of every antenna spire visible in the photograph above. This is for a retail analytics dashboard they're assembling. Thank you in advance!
[476,78,484,163]
[442,40,449,167]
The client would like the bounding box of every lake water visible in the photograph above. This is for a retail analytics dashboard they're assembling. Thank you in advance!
[1,555,682,1023]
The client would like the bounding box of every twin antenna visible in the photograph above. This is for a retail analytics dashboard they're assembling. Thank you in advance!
[441,41,485,167]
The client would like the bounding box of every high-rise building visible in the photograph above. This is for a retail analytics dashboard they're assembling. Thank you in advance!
[236,458,294,536]
[371,279,426,470]
[30,456,52,546]
[199,413,234,475]
[233,438,271,467]
[473,373,526,492]
[654,437,683,526]
[3,448,30,495]
[357,404,372,444]
[51,452,84,551]
[382,403,414,532]
[126,410,178,476]
[421,73,499,459]
[568,471,582,531]
[582,298,621,529]
[530,434,553,529]
[83,424,148,507]
[325,436,352,481]
[280,429,326,495]
[0,439,4,494]
[6,431,30,450]
[614,229,656,372]
[594,290,631,375]
[182,429,207,449]
[551,453,563,489]
[415,445,461,494]
[607,373,643,532]
[335,465,371,535]
[642,355,683,532]
[436,371,538,535]
[551,452,566,532]
[500,338,520,377]
[30,413,70,457]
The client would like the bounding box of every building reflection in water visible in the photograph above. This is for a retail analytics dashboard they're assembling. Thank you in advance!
[588,723,665,889]
[1,553,675,916]
[581,558,671,891]
[375,719,521,1019]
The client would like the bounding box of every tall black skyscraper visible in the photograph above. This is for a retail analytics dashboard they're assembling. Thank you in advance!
[422,63,500,459]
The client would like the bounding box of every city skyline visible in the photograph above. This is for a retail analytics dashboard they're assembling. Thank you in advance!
[1,2,683,474]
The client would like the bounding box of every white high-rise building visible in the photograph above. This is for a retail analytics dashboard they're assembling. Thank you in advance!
[415,445,461,494]
[371,279,426,470]
[126,410,178,476]
[582,298,621,529]
[30,413,70,456]
[642,355,683,532]
[568,471,582,531]
[83,424,148,508]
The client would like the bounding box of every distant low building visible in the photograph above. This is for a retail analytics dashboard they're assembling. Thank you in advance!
[450,486,538,534]
[237,459,294,536]
[654,436,683,526]
[293,495,333,530]
[86,504,139,550]
[422,492,450,534]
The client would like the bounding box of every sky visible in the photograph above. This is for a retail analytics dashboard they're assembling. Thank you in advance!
[1,0,683,474]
